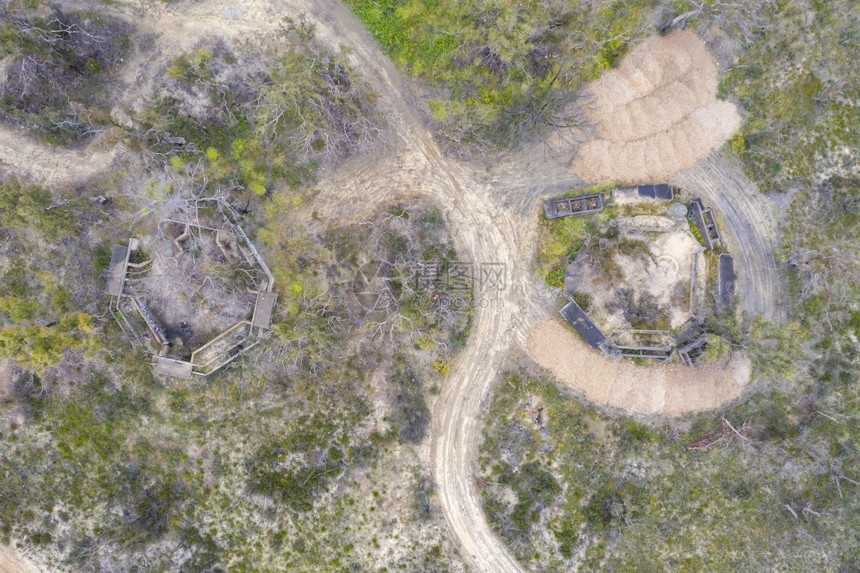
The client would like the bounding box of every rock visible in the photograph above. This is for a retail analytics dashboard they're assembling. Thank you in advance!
[667,202,688,219]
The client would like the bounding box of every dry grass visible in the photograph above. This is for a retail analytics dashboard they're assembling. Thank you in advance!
[573,30,741,184]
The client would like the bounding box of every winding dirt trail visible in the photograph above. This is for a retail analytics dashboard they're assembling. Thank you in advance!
[0,2,786,573]
[0,124,117,187]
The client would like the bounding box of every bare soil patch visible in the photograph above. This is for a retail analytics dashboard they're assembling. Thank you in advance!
[567,215,706,339]
[526,319,750,415]
[0,546,44,573]
[0,360,13,399]
[573,30,740,184]
[0,124,116,187]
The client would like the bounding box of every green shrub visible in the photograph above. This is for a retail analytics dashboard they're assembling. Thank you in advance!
[344,0,658,148]
[617,419,657,450]
[538,215,591,288]
[687,215,706,247]
[247,434,337,511]
[147,22,377,196]
[479,366,860,568]
[0,180,78,240]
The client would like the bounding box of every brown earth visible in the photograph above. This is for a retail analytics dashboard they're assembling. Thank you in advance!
[0,360,12,399]
[567,216,704,335]
[573,30,741,184]
[526,319,750,415]
[0,124,118,188]
[0,546,44,573]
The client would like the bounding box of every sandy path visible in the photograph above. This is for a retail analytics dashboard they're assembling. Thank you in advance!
[0,546,44,573]
[0,3,786,573]
[671,152,788,322]
[0,124,117,187]
[284,3,537,570]
[527,320,750,415]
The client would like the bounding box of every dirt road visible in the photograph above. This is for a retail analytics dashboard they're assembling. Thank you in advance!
[671,153,787,322]
[0,124,117,187]
[289,4,541,570]
[0,2,786,573]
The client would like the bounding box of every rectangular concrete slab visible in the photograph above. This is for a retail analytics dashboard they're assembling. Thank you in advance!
[560,299,606,349]
[636,184,672,200]
[653,183,673,200]
[718,254,735,308]
[155,357,194,379]
[252,292,277,329]
[104,245,128,296]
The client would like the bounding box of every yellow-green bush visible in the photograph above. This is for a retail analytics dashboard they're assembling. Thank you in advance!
[538,215,591,287]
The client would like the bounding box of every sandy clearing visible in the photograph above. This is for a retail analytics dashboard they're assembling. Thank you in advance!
[0,546,45,573]
[575,100,740,183]
[526,319,750,415]
[568,217,702,335]
[573,30,740,184]
[0,125,117,187]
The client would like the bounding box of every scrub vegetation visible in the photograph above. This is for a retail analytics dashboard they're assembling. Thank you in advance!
[0,8,461,569]
[486,3,858,569]
[479,362,858,570]
[0,173,468,570]
[0,7,130,144]
[0,0,856,570]
[715,0,858,194]
[135,17,381,196]
[345,0,658,149]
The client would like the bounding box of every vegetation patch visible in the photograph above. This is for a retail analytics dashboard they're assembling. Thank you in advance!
[479,366,859,569]
[344,0,657,149]
[0,7,130,144]
[137,19,380,197]
[0,171,467,570]
[716,0,858,193]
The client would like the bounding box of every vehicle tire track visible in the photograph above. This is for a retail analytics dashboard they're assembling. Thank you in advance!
[671,152,787,322]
